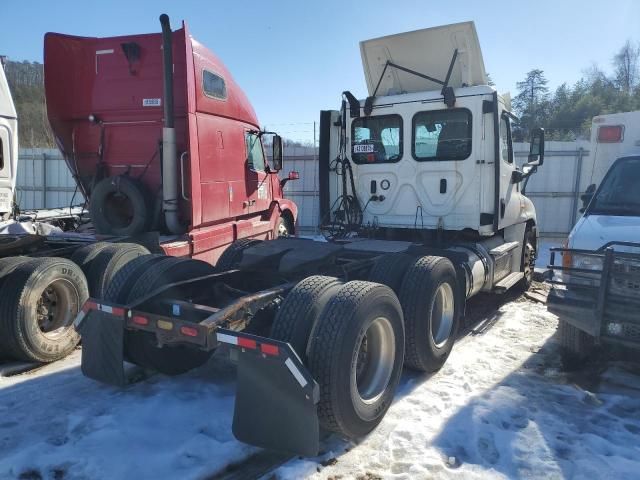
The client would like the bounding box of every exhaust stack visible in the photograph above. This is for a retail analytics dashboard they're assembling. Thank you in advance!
[159,13,184,234]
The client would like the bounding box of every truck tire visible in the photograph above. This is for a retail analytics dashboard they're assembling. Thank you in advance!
[400,256,460,372]
[520,228,536,291]
[0,256,30,289]
[85,243,150,298]
[216,238,263,271]
[103,254,167,302]
[0,258,88,362]
[308,281,404,438]
[270,275,342,361]
[70,242,112,270]
[558,319,595,370]
[90,175,150,236]
[274,216,292,238]
[368,253,415,294]
[122,257,216,375]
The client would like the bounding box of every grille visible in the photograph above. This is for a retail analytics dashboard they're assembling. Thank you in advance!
[621,323,640,342]
[609,258,640,297]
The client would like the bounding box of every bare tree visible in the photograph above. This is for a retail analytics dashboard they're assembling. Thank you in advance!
[613,40,640,94]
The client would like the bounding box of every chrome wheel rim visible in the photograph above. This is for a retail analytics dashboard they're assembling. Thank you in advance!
[351,316,396,405]
[430,283,455,348]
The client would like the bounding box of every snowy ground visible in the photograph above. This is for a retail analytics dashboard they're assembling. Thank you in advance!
[1,292,639,480]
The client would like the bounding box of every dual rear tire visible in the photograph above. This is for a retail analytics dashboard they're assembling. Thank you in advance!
[269,254,461,440]
[272,277,405,438]
[104,255,217,375]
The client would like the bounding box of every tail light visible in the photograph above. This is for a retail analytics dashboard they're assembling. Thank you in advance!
[180,325,199,337]
[597,125,624,143]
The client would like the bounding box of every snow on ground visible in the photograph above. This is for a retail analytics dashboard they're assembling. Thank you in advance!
[1,296,639,480]
[0,348,256,480]
[273,298,640,480]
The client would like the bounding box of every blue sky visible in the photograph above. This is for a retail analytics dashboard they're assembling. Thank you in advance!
[2,0,639,143]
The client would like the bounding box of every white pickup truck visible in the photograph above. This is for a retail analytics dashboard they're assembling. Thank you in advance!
[0,57,18,219]
[548,121,640,365]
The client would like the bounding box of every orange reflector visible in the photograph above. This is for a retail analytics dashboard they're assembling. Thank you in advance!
[132,315,149,326]
[261,343,279,356]
[157,320,173,331]
[180,326,199,337]
[238,337,257,349]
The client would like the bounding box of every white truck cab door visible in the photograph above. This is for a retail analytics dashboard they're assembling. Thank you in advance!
[0,124,15,215]
[497,109,521,230]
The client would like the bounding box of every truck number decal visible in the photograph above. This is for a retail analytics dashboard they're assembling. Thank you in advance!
[353,144,375,154]
[142,98,162,107]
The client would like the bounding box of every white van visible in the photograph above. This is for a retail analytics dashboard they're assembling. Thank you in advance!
[0,57,18,218]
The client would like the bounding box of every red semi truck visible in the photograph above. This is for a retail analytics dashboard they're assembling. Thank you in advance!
[44,15,297,262]
[0,16,297,364]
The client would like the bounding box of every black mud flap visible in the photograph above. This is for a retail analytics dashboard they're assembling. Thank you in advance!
[77,310,126,386]
[224,331,320,456]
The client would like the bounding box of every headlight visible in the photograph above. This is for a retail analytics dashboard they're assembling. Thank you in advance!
[573,254,603,271]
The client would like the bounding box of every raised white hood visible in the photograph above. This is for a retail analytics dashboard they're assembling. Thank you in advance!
[360,21,488,96]
[0,65,17,119]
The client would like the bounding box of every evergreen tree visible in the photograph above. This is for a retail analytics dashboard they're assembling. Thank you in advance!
[512,69,549,138]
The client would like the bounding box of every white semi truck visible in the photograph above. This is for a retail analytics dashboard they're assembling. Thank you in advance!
[77,21,546,455]
[0,57,18,219]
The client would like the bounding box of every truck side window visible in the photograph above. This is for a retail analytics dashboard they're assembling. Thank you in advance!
[351,115,402,164]
[0,138,3,170]
[412,108,472,161]
[203,70,227,100]
[245,132,265,171]
[500,115,513,164]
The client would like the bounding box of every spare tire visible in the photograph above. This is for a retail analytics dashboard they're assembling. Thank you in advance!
[90,176,151,236]
[0,258,88,362]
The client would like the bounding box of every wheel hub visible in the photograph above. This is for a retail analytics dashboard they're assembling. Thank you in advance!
[35,279,78,339]
[352,316,396,405]
[430,283,455,348]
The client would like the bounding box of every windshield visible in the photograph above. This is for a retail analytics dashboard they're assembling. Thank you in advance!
[589,157,640,216]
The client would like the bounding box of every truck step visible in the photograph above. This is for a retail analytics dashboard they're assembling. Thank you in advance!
[489,241,520,256]
[493,272,524,293]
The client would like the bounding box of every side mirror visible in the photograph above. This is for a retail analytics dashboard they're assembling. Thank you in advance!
[528,128,545,166]
[272,135,283,171]
[579,183,596,213]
